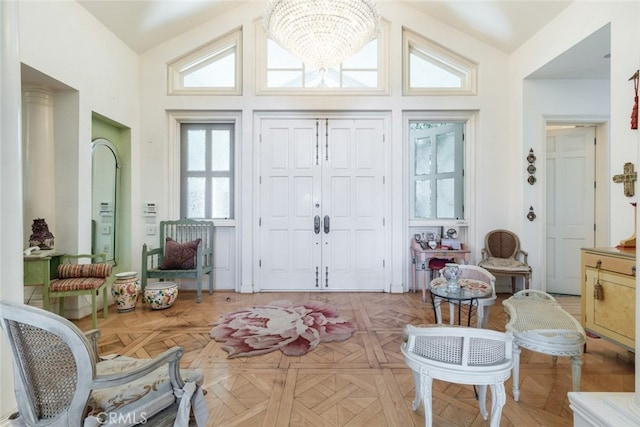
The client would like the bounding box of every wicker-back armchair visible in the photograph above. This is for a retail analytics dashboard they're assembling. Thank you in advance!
[0,301,208,426]
[478,229,532,293]
[402,325,513,427]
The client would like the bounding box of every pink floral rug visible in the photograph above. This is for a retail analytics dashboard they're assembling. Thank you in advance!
[209,300,356,358]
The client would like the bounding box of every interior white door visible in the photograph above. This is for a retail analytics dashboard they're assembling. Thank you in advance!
[546,126,595,295]
[258,117,386,291]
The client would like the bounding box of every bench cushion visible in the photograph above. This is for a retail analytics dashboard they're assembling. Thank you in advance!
[160,237,201,270]
[57,263,112,279]
[50,277,107,292]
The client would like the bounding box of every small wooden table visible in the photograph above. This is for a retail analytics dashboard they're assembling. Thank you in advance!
[23,250,64,311]
[503,290,586,402]
[411,240,470,302]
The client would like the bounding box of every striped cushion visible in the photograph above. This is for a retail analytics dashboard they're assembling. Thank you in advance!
[57,263,112,279]
[50,277,106,292]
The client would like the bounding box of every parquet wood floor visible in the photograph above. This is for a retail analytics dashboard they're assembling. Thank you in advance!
[65,290,635,427]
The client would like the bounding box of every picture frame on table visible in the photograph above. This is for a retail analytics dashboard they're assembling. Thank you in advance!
[415,226,442,249]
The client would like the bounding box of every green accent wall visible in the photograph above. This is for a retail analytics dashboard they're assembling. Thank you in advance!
[91,113,132,274]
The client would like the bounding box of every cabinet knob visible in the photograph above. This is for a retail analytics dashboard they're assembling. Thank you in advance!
[632,266,636,276]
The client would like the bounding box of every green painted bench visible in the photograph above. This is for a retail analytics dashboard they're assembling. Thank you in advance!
[141,219,214,303]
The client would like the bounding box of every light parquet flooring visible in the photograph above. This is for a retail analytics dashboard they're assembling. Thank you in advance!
[66,290,635,427]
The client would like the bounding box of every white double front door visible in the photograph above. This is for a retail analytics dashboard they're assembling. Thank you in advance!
[257,116,387,291]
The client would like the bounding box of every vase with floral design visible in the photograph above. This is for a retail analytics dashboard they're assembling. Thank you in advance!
[442,263,462,292]
[111,271,141,312]
[144,282,179,310]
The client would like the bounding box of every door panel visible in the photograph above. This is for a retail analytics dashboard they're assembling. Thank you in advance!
[259,117,385,291]
[260,120,321,289]
[546,126,595,295]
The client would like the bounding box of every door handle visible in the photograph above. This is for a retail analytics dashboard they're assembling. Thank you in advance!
[323,215,330,233]
[314,215,321,234]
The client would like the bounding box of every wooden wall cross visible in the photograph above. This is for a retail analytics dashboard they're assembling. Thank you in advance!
[613,162,638,197]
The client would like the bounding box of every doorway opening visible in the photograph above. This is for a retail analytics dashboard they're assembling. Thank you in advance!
[545,122,608,295]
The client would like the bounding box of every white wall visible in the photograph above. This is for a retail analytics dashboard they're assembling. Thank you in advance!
[0,1,140,421]
[509,1,640,289]
[522,78,610,288]
[17,0,140,307]
[138,0,511,293]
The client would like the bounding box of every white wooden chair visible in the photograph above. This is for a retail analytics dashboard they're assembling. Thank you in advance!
[401,325,513,427]
[433,265,497,328]
[0,301,208,426]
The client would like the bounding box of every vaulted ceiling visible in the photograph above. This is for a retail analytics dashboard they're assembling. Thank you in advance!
[77,0,610,79]
[78,0,570,54]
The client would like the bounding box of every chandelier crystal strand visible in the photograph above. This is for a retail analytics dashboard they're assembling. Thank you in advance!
[264,0,380,70]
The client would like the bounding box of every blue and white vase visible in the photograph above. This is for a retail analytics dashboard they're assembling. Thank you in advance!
[442,263,462,291]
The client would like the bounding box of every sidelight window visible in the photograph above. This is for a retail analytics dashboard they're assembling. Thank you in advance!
[181,123,234,219]
[410,122,464,220]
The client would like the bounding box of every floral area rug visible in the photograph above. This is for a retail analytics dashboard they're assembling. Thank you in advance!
[209,300,356,358]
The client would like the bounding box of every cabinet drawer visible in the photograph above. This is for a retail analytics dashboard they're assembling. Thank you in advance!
[583,252,636,276]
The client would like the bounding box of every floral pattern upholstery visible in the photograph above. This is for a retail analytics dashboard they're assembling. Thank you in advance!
[87,355,204,426]
[481,257,531,272]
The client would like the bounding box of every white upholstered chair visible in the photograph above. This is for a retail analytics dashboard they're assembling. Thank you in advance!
[0,301,208,426]
[401,325,513,427]
[433,264,497,328]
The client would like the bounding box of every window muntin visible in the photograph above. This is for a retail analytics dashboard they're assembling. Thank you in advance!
[181,123,234,219]
[168,28,242,95]
[256,19,389,94]
[410,122,464,220]
[265,39,378,88]
[403,27,477,95]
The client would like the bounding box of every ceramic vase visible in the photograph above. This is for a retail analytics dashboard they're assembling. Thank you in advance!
[442,263,462,291]
[111,271,140,312]
[144,282,179,310]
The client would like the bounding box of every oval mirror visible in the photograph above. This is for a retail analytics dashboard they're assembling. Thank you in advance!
[91,138,120,263]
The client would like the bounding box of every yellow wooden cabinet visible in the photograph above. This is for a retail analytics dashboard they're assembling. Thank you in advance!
[581,247,636,351]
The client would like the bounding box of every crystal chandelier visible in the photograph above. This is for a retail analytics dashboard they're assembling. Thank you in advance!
[264,0,380,71]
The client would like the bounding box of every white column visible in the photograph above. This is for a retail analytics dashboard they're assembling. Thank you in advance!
[22,87,56,246]
[0,0,23,420]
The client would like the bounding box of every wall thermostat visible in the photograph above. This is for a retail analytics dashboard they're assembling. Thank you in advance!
[143,202,157,217]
